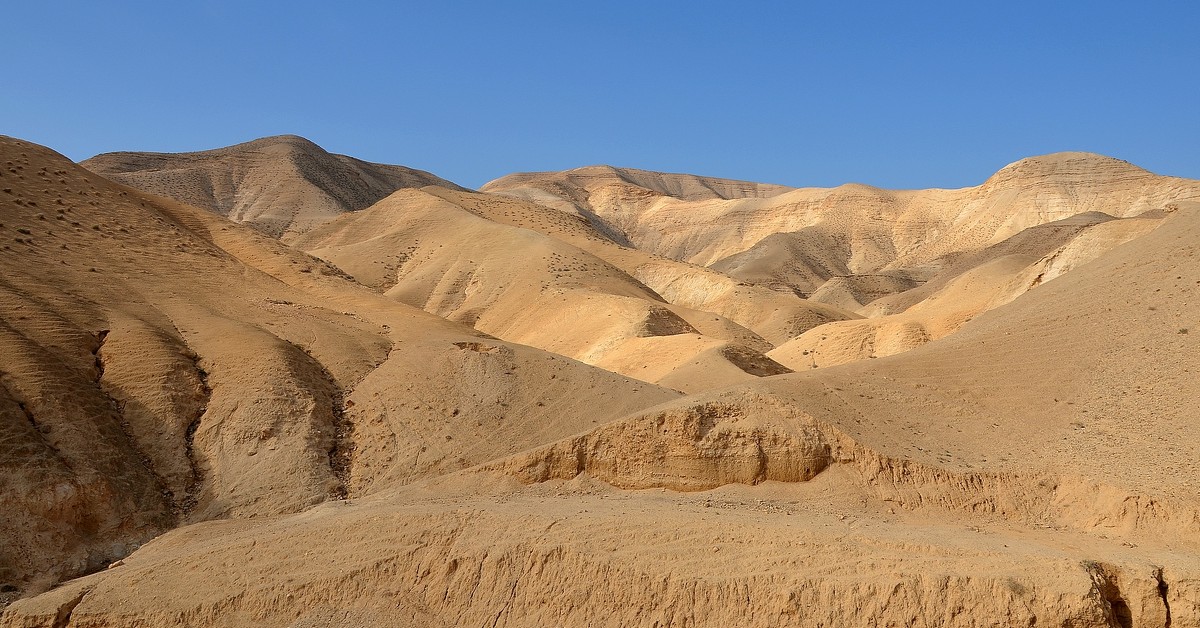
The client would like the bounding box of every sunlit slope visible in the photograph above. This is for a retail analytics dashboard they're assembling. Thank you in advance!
[486,153,1200,298]
[291,188,793,392]
[769,210,1165,368]
[421,186,858,346]
[82,135,467,238]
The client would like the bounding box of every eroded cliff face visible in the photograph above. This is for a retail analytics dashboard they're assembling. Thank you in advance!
[495,388,1200,538]
[495,395,835,490]
[2,447,1193,627]
[5,385,1197,627]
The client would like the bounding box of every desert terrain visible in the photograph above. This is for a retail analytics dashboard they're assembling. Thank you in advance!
[1,134,1199,626]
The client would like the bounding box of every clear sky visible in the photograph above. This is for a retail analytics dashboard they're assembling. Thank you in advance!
[3,1,1198,190]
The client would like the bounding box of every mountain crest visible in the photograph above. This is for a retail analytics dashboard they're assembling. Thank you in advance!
[81,135,467,239]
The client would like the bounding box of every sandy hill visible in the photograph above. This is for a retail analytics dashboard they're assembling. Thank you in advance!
[769,210,1166,368]
[81,135,466,239]
[485,152,1200,367]
[5,136,1200,627]
[412,186,856,346]
[485,152,1200,294]
[0,136,675,602]
[288,184,860,391]
[82,136,855,350]
[9,202,1200,626]
[482,165,792,243]
[289,187,797,392]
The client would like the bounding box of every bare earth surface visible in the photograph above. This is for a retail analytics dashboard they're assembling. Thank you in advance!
[2,134,1199,626]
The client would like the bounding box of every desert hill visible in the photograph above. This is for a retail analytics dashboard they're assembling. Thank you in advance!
[81,135,466,239]
[484,152,1200,295]
[3,135,1200,626]
[489,165,794,202]
[481,165,792,241]
[78,137,865,392]
[769,209,1166,368]
[288,186,856,391]
[9,203,1200,626]
[499,198,1200,503]
[413,186,857,346]
[484,152,1200,366]
[0,136,675,600]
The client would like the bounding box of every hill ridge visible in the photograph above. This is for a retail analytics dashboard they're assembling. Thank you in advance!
[81,135,467,239]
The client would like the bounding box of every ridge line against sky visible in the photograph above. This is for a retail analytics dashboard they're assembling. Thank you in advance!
[3,1,1198,190]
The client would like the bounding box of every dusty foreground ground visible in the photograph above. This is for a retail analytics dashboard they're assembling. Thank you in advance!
[2,134,1200,626]
[4,470,1196,627]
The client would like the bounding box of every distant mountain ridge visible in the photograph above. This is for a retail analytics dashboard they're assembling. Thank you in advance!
[486,150,1200,287]
[485,164,794,201]
[82,135,467,239]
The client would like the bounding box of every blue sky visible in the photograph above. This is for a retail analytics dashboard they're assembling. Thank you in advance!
[3,1,1197,189]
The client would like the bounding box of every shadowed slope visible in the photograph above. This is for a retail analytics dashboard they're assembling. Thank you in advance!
[0,136,676,598]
